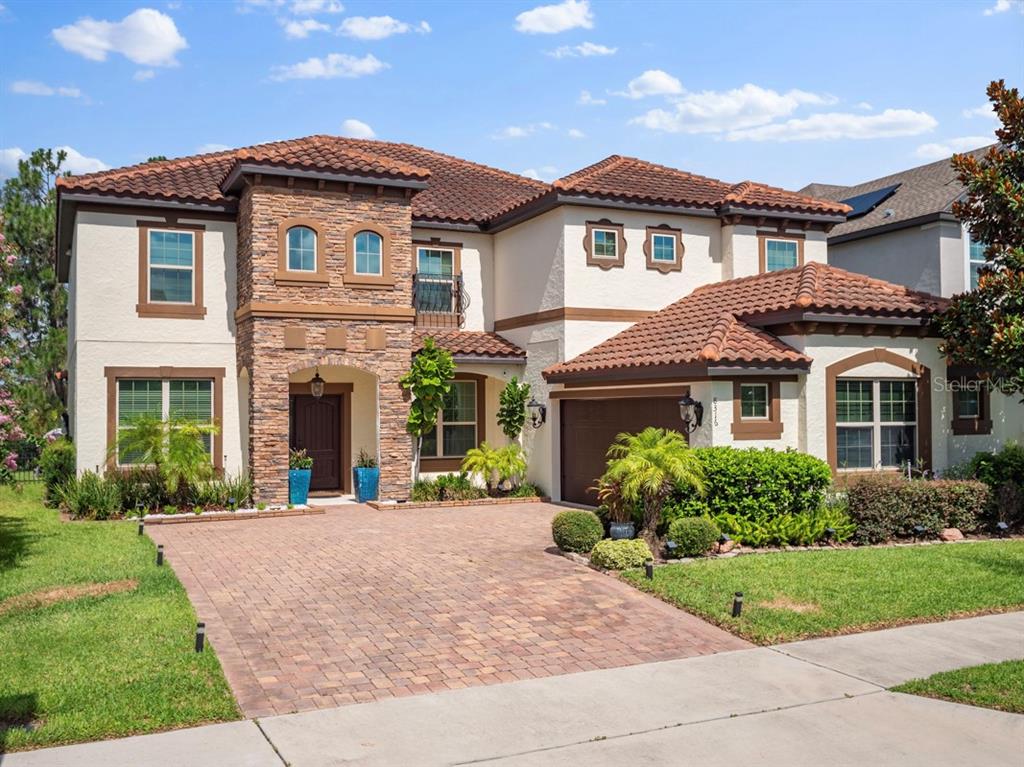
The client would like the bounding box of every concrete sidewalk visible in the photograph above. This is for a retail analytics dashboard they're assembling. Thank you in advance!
[5,612,1022,767]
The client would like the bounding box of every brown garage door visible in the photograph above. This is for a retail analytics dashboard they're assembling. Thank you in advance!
[560,397,683,506]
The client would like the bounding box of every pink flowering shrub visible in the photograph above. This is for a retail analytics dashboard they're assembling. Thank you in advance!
[0,224,24,484]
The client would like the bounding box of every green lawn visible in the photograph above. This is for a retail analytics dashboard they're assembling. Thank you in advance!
[894,660,1024,714]
[621,542,1024,645]
[0,484,239,752]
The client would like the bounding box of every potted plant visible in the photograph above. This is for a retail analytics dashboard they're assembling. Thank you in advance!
[353,448,380,503]
[289,448,313,505]
[592,475,635,539]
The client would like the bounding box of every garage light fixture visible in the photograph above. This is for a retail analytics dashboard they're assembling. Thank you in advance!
[527,397,547,428]
[310,368,325,399]
[677,394,704,434]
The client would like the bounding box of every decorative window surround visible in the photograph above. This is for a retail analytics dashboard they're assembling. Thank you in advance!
[731,380,783,439]
[137,221,206,319]
[276,218,328,286]
[344,222,395,288]
[643,225,684,273]
[584,219,626,270]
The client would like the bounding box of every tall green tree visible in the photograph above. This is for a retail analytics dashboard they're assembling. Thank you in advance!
[938,80,1024,397]
[399,337,455,481]
[1,148,67,433]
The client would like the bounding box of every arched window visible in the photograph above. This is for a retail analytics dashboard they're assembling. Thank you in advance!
[287,226,317,272]
[353,231,383,276]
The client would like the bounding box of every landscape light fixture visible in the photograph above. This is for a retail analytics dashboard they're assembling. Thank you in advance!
[912,524,927,541]
[310,368,325,399]
[996,522,1010,538]
[138,519,145,536]
[644,559,654,580]
[156,544,164,566]
[526,397,547,428]
[677,394,704,434]
[824,527,836,542]
[732,591,744,618]
[665,540,678,557]
[195,622,206,653]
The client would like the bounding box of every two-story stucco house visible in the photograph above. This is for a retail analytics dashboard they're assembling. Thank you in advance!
[55,136,1022,505]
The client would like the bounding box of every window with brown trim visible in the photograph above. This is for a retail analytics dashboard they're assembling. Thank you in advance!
[414,240,462,316]
[344,223,395,288]
[137,222,206,319]
[951,378,992,435]
[643,225,683,273]
[731,380,783,440]
[757,233,804,273]
[276,218,328,286]
[420,374,486,471]
[584,219,625,270]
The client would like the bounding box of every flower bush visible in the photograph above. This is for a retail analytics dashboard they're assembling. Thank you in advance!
[589,539,653,570]
[0,226,25,486]
[551,509,603,553]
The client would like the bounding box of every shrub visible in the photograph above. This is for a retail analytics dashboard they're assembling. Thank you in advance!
[551,510,603,553]
[107,466,163,514]
[846,476,990,544]
[967,443,1024,528]
[56,470,122,520]
[193,472,253,509]
[462,443,528,493]
[712,504,857,547]
[39,438,75,503]
[410,473,486,502]
[589,539,653,570]
[665,447,832,526]
[411,477,438,502]
[510,481,544,498]
[667,517,720,557]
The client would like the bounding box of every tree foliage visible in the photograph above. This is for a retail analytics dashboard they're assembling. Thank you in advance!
[938,80,1024,396]
[1,148,68,433]
[399,337,455,478]
[0,225,26,483]
[496,376,530,441]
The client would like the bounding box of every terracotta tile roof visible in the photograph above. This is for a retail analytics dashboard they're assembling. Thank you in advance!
[544,262,946,380]
[415,330,526,360]
[546,155,850,217]
[232,136,431,181]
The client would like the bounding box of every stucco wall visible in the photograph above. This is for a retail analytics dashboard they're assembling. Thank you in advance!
[828,224,955,296]
[493,207,566,321]
[723,225,826,279]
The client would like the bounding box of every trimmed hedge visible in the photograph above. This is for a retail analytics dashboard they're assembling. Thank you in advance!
[666,447,832,526]
[667,517,720,557]
[845,476,990,544]
[590,539,653,570]
[552,510,603,553]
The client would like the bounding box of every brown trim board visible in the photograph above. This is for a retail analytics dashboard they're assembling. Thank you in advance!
[731,379,783,440]
[136,220,207,319]
[235,302,416,323]
[495,306,653,332]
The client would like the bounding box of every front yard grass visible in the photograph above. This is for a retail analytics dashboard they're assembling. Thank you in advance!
[0,484,239,752]
[621,541,1024,644]
[893,660,1024,714]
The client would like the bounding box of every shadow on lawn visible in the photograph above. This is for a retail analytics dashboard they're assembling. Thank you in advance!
[0,692,39,755]
[0,513,37,575]
[962,548,1024,579]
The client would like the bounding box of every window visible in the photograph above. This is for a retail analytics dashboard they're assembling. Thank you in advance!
[950,375,992,435]
[416,247,456,313]
[955,388,980,419]
[286,226,317,272]
[764,239,799,272]
[584,219,625,269]
[644,225,683,272]
[149,230,194,303]
[968,234,986,290]
[422,380,478,458]
[354,231,383,276]
[739,384,769,419]
[116,378,213,465]
[835,379,917,470]
[651,234,676,262]
[592,230,618,259]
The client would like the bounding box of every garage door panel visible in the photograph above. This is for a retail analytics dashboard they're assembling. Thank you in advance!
[560,397,683,506]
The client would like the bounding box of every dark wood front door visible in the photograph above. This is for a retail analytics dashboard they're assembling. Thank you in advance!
[290,394,342,491]
[560,397,684,506]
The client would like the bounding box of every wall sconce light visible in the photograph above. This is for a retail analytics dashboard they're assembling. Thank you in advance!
[527,397,547,428]
[677,394,704,434]
[310,368,325,399]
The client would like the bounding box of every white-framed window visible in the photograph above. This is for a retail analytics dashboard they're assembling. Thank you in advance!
[764,238,799,272]
[592,229,618,259]
[835,379,917,470]
[354,231,383,275]
[966,232,987,290]
[739,383,769,420]
[416,247,455,313]
[421,380,477,458]
[651,233,676,263]
[148,229,195,304]
[117,378,214,465]
[286,226,317,272]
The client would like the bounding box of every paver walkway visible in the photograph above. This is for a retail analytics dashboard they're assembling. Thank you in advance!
[149,502,748,716]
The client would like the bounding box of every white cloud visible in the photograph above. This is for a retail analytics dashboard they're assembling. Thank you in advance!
[133,69,155,81]
[10,80,83,98]
[726,109,938,142]
[547,41,616,58]
[521,165,559,181]
[417,20,431,33]
[0,148,27,178]
[270,52,388,81]
[515,0,593,34]
[631,84,832,133]
[914,135,995,161]
[337,15,428,39]
[577,89,606,106]
[2,145,110,177]
[340,118,375,139]
[615,69,683,99]
[856,101,873,111]
[52,8,187,67]
[197,143,232,153]
[291,0,344,13]
[983,0,1023,15]
[963,103,998,120]
[567,128,586,139]
[492,122,555,139]
[280,17,329,38]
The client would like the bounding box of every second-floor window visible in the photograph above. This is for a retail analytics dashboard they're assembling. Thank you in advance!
[286,226,317,272]
[354,231,383,276]
[835,379,916,470]
[968,234,986,290]
[592,229,618,260]
[416,247,455,313]
[149,230,195,303]
[764,238,799,272]
[651,233,676,263]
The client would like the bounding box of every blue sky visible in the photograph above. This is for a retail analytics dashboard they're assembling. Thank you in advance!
[1,0,1021,191]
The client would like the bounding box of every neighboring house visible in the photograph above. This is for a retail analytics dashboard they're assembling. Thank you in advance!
[799,147,993,298]
[55,137,1022,505]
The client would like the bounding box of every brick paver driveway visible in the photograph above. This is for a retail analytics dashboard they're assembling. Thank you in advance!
[151,502,749,717]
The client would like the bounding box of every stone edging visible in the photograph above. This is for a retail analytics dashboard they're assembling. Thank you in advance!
[142,507,323,525]
[367,496,550,511]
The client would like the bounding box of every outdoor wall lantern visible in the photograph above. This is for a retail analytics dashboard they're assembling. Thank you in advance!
[527,397,547,428]
[310,368,325,399]
[677,394,704,433]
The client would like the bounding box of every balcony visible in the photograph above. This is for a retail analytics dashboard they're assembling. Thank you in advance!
[413,273,469,329]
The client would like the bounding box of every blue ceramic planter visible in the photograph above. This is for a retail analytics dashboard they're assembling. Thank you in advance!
[289,468,312,505]
[353,467,380,503]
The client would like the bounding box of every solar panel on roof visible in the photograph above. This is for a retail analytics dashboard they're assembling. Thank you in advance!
[840,183,901,219]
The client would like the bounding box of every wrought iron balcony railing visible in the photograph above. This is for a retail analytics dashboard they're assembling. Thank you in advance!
[413,273,468,329]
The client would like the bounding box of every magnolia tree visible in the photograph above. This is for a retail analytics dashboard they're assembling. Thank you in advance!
[0,225,25,482]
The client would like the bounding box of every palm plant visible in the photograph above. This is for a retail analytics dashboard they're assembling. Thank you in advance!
[114,416,218,505]
[462,442,499,493]
[603,427,704,550]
